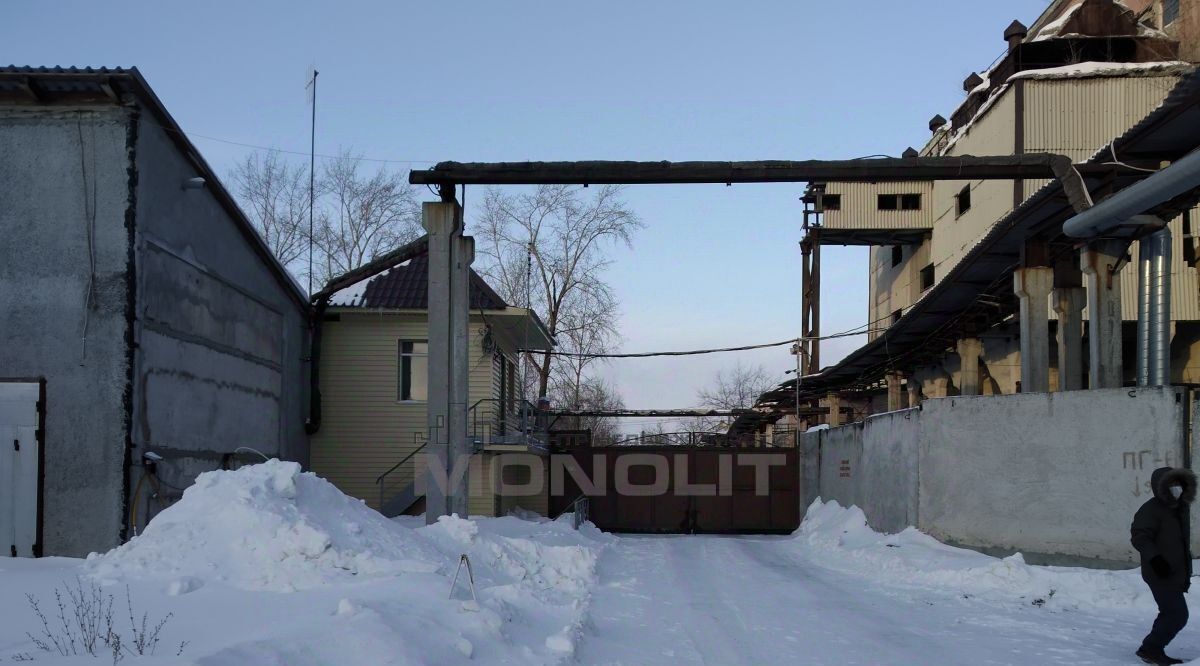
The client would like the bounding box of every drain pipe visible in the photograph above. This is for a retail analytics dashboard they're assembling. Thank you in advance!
[1147,226,1173,386]
[1136,240,1152,385]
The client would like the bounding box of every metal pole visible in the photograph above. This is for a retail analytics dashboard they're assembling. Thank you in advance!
[307,69,318,295]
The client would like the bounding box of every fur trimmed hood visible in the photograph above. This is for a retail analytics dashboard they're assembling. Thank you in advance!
[1152,467,1197,506]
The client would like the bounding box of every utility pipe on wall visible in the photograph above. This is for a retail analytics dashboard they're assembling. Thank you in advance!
[1064,148,1200,388]
[1136,242,1152,386]
[1147,227,1173,386]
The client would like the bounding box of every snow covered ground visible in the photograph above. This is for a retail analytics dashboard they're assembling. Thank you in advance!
[1,463,1197,664]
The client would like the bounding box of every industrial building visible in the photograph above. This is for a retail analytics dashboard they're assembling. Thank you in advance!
[0,67,311,557]
[733,0,1200,434]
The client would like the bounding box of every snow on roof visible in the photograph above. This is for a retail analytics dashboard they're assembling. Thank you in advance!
[1033,0,1168,41]
[1009,60,1194,81]
[1032,2,1085,41]
[326,261,410,307]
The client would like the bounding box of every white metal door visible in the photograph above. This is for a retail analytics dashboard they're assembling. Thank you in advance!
[0,382,40,557]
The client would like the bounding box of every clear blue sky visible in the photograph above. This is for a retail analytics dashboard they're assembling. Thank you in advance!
[10,0,1049,425]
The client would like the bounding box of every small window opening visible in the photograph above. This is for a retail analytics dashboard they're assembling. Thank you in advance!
[920,263,935,291]
[878,194,899,210]
[1164,0,1179,25]
[891,245,903,267]
[821,194,841,211]
[956,185,972,217]
[901,194,921,210]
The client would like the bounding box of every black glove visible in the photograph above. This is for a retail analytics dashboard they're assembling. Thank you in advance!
[1151,555,1173,579]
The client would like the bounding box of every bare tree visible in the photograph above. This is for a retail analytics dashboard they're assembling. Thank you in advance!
[313,149,422,285]
[228,150,311,272]
[563,377,625,446]
[697,361,776,412]
[474,184,643,398]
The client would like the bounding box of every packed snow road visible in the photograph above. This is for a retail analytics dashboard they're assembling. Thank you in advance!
[2,463,1197,665]
[578,528,1200,665]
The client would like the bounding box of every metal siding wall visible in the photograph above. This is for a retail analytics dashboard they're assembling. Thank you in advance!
[1021,76,1186,323]
[1023,76,1181,162]
[309,312,497,509]
[930,93,1017,277]
[1118,213,1200,322]
[822,182,934,230]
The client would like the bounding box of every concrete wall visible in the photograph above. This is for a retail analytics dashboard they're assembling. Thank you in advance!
[0,107,135,556]
[919,387,1185,563]
[0,103,310,557]
[815,422,862,510]
[128,114,309,530]
[802,388,1191,565]
[858,409,920,534]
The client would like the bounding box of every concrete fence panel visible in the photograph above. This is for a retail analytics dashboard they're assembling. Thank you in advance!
[799,431,823,510]
[858,409,920,534]
[817,422,864,509]
[917,386,1187,564]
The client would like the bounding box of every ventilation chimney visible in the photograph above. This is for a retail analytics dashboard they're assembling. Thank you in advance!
[1004,20,1028,52]
[929,114,947,133]
[963,72,984,93]
[902,147,919,158]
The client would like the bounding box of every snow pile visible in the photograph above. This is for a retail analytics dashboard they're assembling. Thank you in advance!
[77,462,610,663]
[794,500,1157,614]
[87,460,443,591]
[420,514,611,658]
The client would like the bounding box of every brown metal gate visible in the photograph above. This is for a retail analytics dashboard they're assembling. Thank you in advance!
[551,446,800,534]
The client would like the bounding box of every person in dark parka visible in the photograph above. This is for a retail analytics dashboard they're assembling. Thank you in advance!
[1131,466,1196,665]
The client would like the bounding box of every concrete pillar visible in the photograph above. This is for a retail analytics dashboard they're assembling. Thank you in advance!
[1081,240,1125,388]
[955,338,984,396]
[824,392,843,427]
[886,372,904,411]
[423,200,473,523]
[1053,287,1086,391]
[929,376,950,398]
[907,378,922,407]
[1014,267,1053,393]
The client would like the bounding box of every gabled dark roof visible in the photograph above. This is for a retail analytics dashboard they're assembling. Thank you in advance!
[329,245,508,310]
[0,66,309,309]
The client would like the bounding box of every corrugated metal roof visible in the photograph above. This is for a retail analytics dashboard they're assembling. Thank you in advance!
[732,68,1200,434]
[328,245,508,311]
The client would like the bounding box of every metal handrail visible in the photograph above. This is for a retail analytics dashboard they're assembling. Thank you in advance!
[376,440,428,508]
[570,495,590,530]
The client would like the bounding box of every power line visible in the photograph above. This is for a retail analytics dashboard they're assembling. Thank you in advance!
[143,117,439,165]
[523,325,887,359]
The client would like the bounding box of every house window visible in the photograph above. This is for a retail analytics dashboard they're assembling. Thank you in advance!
[956,185,972,217]
[821,194,841,211]
[1164,0,1179,24]
[398,341,428,401]
[891,245,903,267]
[878,194,921,210]
[920,263,935,291]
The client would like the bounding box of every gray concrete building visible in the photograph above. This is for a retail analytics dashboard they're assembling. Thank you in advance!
[0,67,310,557]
